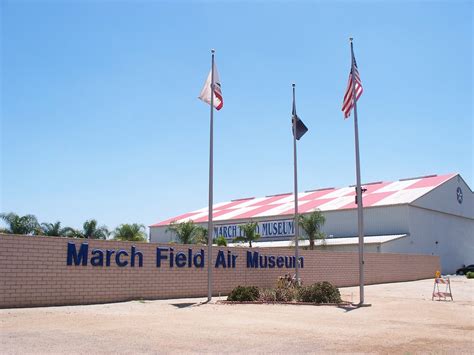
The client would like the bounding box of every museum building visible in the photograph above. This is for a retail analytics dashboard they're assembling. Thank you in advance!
[150,173,473,274]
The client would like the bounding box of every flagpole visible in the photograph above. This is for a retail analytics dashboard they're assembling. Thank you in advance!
[350,38,366,305]
[207,49,215,302]
[292,83,300,283]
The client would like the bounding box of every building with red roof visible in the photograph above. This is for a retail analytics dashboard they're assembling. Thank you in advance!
[150,173,473,273]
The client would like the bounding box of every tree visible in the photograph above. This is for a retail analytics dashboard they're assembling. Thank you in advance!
[194,226,208,245]
[233,221,260,247]
[40,221,75,237]
[113,223,147,242]
[166,220,205,244]
[73,219,109,240]
[0,212,40,235]
[298,210,326,250]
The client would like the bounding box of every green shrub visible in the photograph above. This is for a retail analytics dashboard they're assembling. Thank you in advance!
[297,281,342,304]
[466,271,474,279]
[227,286,260,302]
[214,235,227,246]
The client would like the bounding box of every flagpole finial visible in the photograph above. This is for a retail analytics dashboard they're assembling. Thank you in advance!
[292,83,295,88]
[211,49,215,54]
[349,37,353,43]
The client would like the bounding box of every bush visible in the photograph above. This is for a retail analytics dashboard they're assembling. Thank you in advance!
[275,286,298,302]
[466,271,474,279]
[227,286,259,302]
[297,281,342,304]
[214,235,227,246]
[258,288,276,302]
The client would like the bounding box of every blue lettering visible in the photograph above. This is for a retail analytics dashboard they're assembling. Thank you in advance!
[67,242,88,266]
[175,252,186,267]
[106,250,115,267]
[169,248,174,267]
[194,249,205,267]
[215,250,226,268]
[247,251,259,268]
[268,255,275,268]
[115,250,129,267]
[131,246,143,267]
[188,249,193,267]
[156,247,168,267]
[276,256,284,268]
[90,249,104,266]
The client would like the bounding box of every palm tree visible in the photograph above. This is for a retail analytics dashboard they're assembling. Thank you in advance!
[113,223,147,242]
[166,220,204,244]
[73,219,109,240]
[233,221,260,247]
[40,221,75,237]
[0,212,40,235]
[298,210,326,250]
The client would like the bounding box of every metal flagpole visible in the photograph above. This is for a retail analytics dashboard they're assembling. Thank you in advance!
[207,49,215,302]
[350,38,366,305]
[292,83,300,283]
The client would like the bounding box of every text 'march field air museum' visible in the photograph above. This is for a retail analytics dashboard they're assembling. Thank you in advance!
[150,173,473,274]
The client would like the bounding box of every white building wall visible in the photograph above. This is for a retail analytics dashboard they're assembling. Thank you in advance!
[412,174,473,219]
[316,244,380,253]
[322,205,409,237]
[150,205,410,243]
[150,223,207,243]
[382,205,474,274]
[150,226,169,243]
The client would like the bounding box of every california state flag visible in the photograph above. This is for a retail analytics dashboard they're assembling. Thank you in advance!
[198,63,223,110]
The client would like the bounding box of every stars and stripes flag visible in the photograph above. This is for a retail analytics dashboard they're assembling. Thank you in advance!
[199,62,223,110]
[342,47,363,119]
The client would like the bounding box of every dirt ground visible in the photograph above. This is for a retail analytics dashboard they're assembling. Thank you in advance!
[1,276,473,354]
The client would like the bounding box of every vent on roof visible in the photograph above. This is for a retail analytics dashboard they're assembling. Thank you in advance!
[364,181,383,186]
[265,192,292,197]
[231,197,255,201]
[349,181,383,187]
[304,187,335,192]
[399,174,437,181]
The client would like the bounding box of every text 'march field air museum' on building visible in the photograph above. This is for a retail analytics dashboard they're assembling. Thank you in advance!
[150,173,473,274]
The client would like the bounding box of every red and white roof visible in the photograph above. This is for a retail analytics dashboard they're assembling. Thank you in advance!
[151,173,456,227]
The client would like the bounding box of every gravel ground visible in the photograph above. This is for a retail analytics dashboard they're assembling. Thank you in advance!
[1,276,473,354]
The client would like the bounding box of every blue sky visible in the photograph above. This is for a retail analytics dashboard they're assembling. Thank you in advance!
[1,0,472,231]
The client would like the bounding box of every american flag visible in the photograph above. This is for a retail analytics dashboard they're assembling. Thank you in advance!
[342,53,363,119]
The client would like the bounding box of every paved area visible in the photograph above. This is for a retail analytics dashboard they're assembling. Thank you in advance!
[1,277,473,354]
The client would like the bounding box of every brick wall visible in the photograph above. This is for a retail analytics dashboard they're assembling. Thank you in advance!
[0,234,439,308]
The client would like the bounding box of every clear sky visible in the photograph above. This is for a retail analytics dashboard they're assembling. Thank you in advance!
[1,0,472,231]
